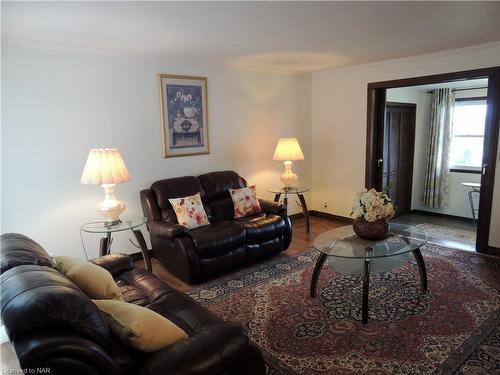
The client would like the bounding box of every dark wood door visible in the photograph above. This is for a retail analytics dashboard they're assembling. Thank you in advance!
[382,103,416,216]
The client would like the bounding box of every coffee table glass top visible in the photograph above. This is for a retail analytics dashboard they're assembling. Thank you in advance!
[268,186,309,194]
[313,223,427,259]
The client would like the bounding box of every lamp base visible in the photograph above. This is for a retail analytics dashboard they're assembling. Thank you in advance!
[103,219,123,227]
[280,160,298,187]
[98,184,126,224]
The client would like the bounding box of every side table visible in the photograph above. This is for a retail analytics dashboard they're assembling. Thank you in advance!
[80,215,152,271]
[268,187,310,233]
[461,182,480,224]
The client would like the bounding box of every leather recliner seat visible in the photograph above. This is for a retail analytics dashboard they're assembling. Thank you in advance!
[0,233,265,375]
[141,171,292,283]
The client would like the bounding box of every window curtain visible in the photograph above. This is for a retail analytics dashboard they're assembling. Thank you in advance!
[423,88,454,208]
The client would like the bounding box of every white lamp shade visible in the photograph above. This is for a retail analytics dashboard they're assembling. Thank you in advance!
[81,148,131,185]
[273,138,305,161]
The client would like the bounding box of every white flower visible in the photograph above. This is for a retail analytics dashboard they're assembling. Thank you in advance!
[351,188,397,220]
[365,211,376,222]
[360,194,370,205]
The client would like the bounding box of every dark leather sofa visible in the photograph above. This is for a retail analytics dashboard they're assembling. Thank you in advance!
[140,170,292,283]
[0,233,265,375]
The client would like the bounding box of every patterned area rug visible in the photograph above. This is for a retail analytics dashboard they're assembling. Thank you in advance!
[188,245,500,374]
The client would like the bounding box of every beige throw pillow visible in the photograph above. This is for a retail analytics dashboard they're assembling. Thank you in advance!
[54,256,122,300]
[229,185,262,218]
[93,299,188,352]
[169,192,210,230]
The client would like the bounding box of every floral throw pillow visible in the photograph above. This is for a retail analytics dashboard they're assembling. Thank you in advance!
[168,193,210,230]
[229,185,262,218]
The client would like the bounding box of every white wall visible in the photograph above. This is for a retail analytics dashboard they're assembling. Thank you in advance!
[386,87,485,219]
[311,42,500,247]
[3,41,500,256]
[1,44,312,258]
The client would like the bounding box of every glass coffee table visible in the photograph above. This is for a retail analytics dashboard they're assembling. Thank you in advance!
[310,223,428,324]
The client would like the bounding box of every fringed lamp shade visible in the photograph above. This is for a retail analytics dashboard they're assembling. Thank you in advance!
[81,148,131,185]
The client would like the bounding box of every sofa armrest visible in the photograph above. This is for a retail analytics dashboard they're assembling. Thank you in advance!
[139,323,248,375]
[12,331,122,375]
[90,254,135,276]
[148,221,188,241]
[259,199,287,215]
[140,189,162,221]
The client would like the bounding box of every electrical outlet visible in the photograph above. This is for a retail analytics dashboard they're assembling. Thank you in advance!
[323,201,328,208]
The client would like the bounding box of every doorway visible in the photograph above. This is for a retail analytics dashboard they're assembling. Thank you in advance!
[366,67,500,254]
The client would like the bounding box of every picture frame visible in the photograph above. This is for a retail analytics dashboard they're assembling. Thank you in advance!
[158,74,209,158]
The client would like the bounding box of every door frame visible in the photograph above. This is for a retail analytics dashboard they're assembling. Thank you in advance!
[384,102,417,217]
[365,66,500,254]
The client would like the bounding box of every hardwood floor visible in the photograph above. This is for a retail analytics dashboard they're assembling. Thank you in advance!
[137,216,347,291]
[287,216,346,254]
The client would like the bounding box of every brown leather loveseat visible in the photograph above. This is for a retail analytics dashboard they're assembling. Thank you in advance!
[140,170,292,283]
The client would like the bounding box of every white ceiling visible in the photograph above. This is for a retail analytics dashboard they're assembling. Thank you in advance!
[2,1,500,72]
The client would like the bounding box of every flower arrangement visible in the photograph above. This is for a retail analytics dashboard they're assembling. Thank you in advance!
[351,188,396,222]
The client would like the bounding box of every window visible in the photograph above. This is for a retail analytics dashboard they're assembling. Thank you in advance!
[449,98,487,172]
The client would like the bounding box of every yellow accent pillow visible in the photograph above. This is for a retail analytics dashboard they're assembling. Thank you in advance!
[54,256,122,300]
[93,299,188,352]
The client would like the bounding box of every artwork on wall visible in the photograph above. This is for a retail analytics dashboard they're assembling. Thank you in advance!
[158,74,209,158]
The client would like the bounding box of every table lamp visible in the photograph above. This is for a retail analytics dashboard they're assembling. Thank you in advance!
[81,148,131,225]
[273,138,304,188]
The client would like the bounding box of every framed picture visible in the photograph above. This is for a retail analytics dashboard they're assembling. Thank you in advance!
[158,74,209,158]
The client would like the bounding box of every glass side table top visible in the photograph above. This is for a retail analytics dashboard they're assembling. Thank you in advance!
[268,186,309,194]
[313,223,427,259]
[81,215,147,234]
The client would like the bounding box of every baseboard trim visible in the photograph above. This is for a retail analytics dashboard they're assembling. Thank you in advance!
[289,213,305,221]
[309,210,353,224]
[488,246,500,257]
[411,209,474,223]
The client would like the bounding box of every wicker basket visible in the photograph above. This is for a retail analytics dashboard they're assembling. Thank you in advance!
[353,217,388,240]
